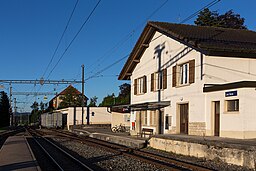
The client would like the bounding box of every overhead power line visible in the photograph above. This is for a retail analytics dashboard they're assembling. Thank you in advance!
[179,0,221,24]
[42,0,80,78]
[46,0,102,80]
[85,0,169,76]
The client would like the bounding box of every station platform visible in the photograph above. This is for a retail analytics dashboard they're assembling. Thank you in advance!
[150,134,256,169]
[0,135,40,171]
[73,126,147,149]
[72,125,256,169]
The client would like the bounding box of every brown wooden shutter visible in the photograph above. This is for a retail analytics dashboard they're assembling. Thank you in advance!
[143,75,147,93]
[172,66,177,87]
[134,79,138,95]
[151,73,154,91]
[189,59,195,84]
[163,68,167,89]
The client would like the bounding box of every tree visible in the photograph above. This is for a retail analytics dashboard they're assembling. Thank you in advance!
[194,8,219,27]
[88,96,98,107]
[99,93,115,107]
[99,83,131,107]
[116,83,130,105]
[0,91,10,127]
[194,8,247,29]
[30,101,40,124]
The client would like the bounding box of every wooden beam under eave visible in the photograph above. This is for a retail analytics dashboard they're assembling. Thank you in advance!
[133,59,140,63]
[126,73,132,76]
[141,44,149,48]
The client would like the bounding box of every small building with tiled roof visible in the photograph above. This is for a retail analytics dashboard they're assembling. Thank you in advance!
[49,85,88,109]
[119,21,256,139]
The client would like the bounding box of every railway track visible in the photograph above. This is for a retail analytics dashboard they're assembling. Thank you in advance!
[27,128,95,171]
[37,128,214,171]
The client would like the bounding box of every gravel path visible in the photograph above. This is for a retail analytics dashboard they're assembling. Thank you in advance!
[52,137,169,171]
[52,137,253,171]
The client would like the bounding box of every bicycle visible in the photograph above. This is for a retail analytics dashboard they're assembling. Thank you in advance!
[111,124,126,133]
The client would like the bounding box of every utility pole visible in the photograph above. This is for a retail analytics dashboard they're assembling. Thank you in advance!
[81,64,85,125]
[14,98,17,126]
[9,83,13,126]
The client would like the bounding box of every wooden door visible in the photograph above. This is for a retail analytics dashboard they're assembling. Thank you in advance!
[214,101,220,136]
[180,104,189,134]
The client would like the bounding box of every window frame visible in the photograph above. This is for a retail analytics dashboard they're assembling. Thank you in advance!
[179,62,189,85]
[225,99,239,112]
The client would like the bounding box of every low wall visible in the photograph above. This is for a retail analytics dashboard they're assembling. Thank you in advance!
[149,137,256,169]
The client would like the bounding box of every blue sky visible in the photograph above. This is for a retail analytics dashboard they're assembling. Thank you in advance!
[0,0,255,112]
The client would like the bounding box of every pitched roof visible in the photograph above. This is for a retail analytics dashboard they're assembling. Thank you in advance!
[59,85,81,95]
[49,85,87,102]
[119,21,256,80]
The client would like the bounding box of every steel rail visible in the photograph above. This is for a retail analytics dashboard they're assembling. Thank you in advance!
[28,129,94,171]
[50,129,213,171]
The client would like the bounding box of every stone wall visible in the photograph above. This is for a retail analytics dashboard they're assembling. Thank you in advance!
[189,122,206,136]
[149,137,256,169]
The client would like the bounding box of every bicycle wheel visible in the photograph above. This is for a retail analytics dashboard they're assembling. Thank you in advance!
[111,127,117,132]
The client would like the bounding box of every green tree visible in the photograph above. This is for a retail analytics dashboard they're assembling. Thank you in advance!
[194,8,247,29]
[88,96,98,107]
[99,93,115,107]
[99,83,131,107]
[116,83,130,105]
[30,101,40,124]
[0,91,10,127]
[194,8,219,27]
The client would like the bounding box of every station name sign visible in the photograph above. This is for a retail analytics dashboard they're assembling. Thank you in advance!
[225,90,237,97]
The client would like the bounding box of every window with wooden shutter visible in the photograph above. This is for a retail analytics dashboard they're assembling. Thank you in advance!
[172,66,177,87]
[143,75,147,93]
[134,79,138,95]
[151,73,154,92]
[163,68,167,89]
[189,59,195,84]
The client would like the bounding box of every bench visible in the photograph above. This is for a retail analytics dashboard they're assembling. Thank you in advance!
[137,128,154,138]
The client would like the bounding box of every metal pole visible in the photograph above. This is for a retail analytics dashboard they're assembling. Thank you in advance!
[14,98,16,126]
[81,64,85,125]
[9,83,12,126]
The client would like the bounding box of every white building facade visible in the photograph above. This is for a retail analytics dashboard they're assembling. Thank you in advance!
[119,21,256,139]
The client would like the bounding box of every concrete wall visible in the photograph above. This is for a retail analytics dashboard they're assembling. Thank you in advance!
[204,56,256,84]
[56,107,111,130]
[205,88,256,139]
[150,137,256,169]
[41,112,62,128]
[111,112,130,130]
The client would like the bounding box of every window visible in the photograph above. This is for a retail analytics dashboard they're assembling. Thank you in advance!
[150,110,157,126]
[226,99,239,112]
[144,111,148,125]
[134,76,147,95]
[165,115,172,130]
[179,63,189,85]
[172,59,195,87]
[151,68,167,91]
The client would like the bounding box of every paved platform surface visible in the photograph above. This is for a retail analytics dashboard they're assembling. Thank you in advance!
[0,135,40,171]
[73,125,256,150]
[73,126,148,149]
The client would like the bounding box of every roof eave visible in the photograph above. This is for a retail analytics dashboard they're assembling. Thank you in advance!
[118,23,156,80]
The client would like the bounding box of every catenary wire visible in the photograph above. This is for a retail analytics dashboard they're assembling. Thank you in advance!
[46,0,101,80]
[41,0,80,79]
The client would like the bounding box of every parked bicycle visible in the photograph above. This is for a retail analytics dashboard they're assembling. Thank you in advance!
[111,124,126,133]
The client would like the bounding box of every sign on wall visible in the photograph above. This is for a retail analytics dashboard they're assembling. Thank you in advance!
[225,90,237,97]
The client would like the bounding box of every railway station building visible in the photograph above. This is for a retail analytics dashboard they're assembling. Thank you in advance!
[118,21,256,139]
